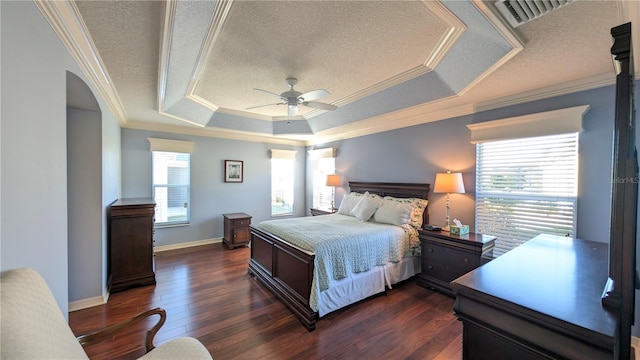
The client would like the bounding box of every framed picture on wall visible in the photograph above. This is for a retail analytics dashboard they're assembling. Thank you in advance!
[224,160,243,183]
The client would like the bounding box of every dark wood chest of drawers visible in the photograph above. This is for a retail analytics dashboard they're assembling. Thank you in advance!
[109,198,156,292]
[417,230,495,296]
[223,213,252,249]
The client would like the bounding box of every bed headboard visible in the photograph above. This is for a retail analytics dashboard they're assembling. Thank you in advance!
[348,181,431,227]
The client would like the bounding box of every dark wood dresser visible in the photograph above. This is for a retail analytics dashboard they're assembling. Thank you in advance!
[451,234,616,359]
[417,230,495,297]
[109,198,156,293]
[223,213,251,249]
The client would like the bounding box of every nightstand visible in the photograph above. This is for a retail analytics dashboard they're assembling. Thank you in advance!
[417,230,496,297]
[310,208,335,216]
[223,213,252,249]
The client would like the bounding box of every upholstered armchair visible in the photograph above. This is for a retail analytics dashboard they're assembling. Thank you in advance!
[0,267,212,359]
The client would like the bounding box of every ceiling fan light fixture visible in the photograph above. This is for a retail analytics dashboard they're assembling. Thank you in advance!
[249,77,337,116]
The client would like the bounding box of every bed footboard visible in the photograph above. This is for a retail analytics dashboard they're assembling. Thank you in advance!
[248,226,318,331]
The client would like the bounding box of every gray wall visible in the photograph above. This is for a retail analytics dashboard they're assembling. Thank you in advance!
[121,129,306,246]
[1,1,121,316]
[321,85,615,244]
[67,108,102,302]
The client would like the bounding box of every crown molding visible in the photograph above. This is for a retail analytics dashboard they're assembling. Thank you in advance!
[308,96,475,145]
[306,0,465,119]
[125,120,305,146]
[186,0,234,109]
[422,0,467,70]
[456,1,525,97]
[157,0,176,117]
[475,71,616,113]
[34,0,128,126]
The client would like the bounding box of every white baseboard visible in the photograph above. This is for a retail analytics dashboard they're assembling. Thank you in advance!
[153,237,222,253]
[69,286,109,312]
[69,238,220,312]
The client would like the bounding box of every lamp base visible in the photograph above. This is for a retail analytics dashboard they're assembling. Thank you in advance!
[442,225,450,232]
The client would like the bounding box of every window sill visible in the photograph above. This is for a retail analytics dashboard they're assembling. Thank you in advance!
[155,222,190,229]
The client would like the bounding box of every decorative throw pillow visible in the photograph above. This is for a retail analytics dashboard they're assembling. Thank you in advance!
[373,200,413,226]
[350,192,383,221]
[337,192,363,216]
[383,196,429,228]
[409,198,429,228]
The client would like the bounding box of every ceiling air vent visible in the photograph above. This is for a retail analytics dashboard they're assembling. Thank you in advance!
[494,0,576,28]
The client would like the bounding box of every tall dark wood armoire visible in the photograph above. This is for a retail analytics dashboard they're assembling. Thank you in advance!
[109,198,156,292]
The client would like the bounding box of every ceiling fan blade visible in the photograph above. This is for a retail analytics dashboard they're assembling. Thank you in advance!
[253,88,284,98]
[303,101,337,111]
[299,89,329,102]
[288,105,298,117]
[246,102,284,110]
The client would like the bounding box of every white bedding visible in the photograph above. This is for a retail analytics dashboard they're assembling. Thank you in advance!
[254,214,420,313]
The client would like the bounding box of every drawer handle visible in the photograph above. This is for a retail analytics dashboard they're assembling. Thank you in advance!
[427,265,433,270]
[464,258,469,263]
[428,248,434,253]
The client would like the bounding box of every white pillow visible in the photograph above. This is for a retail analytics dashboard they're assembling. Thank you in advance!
[337,192,363,216]
[373,200,413,226]
[350,193,383,221]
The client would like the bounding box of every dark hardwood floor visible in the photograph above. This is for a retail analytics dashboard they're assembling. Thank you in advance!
[69,243,461,359]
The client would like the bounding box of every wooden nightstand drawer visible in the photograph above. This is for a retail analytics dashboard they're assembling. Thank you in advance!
[231,218,250,228]
[422,258,478,282]
[422,243,480,269]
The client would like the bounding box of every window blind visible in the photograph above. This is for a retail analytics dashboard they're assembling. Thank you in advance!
[475,133,579,256]
[152,151,190,226]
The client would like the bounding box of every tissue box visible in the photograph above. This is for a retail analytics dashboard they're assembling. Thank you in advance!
[450,225,469,235]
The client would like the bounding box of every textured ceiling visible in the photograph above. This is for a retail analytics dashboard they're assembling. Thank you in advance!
[66,0,638,145]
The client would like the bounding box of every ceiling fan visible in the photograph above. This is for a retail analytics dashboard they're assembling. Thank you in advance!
[247,77,337,117]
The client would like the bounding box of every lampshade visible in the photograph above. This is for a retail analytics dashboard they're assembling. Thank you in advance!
[433,172,465,194]
[326,174,341,187]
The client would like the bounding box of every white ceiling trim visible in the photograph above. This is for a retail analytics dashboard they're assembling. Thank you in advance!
[125,120,305,147]
[185,0,234,112]
[308,68,617,145]
[35,0,128,126]
[423,1,468,70]
[304,1,467,120]
[157,109,208,128]
[309,96,476,145]
[158,0,219,127]
[475,71,616,113]
[455,0,525,97]
[179,0,466,122]
[215,107,280,122]
[157,0,177,121]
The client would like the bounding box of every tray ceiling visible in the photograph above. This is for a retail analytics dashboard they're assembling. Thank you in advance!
[47,0,638,145]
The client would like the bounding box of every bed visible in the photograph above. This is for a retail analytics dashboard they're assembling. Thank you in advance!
[247,181,430,331]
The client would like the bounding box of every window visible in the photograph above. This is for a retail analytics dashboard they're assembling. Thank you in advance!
[475,132,579,256]
[271,149,296,216]
[152,151,190,226]
[309,148,337,210]
[148,138,194,227]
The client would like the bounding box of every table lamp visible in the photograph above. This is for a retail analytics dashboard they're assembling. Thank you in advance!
[326,174,341,211]
[433,171,465,231]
